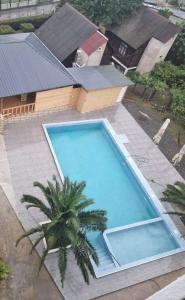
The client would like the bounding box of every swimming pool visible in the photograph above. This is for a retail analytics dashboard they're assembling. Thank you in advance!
[43,119,185,277]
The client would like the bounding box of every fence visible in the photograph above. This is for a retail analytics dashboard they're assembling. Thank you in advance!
[2,102,35,118]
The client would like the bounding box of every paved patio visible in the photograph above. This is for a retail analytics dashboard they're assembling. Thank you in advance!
[2,104,185,300]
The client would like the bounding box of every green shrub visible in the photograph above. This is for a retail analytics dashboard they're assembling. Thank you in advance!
[159,9,172,19]
[20,23,35,32]
[0,260,9,281]
[0,25,15,35]
[0,14,51,31]
[171,88,185,121]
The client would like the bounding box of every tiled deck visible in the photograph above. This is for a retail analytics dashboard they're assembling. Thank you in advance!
[2,104,185,300]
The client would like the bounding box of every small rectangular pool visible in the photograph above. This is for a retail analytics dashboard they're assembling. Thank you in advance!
[43,119,185,277]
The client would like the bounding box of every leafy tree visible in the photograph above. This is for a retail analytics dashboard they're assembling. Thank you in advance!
[67,0,143,27]
[150,61,185,89]
[148,80,168,100]
[128,61,185,119]
[170,88,185,120]
[167,22,185,65]
[128,71,143,91]
[16,176,107,286]
[139,73,153,98]
[159,9,172,19]
[162,181,185,225]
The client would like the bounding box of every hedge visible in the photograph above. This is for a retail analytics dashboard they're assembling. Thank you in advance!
[0,14,51,31]
[0,25,15,34]
[20,23,35,32]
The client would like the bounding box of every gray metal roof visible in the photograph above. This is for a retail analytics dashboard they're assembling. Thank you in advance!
[36,3,98,62]
[110,7,180,49]
[68,65,133,91]
[0,33,76,98]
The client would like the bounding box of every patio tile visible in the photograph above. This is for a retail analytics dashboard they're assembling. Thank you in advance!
[3,104,185,300]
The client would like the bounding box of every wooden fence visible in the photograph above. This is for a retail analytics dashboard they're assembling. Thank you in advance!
[2,103,35,118]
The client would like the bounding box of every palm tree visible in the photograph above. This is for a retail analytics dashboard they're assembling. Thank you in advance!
[16,176,107,286]
[162,181,185,224]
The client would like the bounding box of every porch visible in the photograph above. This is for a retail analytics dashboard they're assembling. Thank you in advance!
[0,93,36,118]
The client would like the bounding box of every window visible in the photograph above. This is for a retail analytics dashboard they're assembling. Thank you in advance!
[118,43,127,56]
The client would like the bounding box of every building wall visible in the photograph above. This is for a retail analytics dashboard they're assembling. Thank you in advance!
[35,86,79,112]
[116,87,128,102]
[136,35,178,74]
[76,87,122,113]
[75,42,107,67]
[102,31,147,68]
[34,85,125,114]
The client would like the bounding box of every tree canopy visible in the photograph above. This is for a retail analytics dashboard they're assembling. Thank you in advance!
[167,21,185,65]
[129,61,185,120]
[66,0,143,27]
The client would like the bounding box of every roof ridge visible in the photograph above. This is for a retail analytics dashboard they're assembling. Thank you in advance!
[63,3,98,30]
[0,33,29,44]
[26,33,77,84]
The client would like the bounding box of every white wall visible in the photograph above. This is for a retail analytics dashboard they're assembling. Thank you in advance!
[85,42,107,66]
[136,35,178,74]
[75,42,107,67]
[116,87,128,102]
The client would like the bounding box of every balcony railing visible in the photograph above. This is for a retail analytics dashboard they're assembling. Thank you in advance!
[2,103,35,118]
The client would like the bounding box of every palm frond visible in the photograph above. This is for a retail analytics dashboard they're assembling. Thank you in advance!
[39,248,50,271]
[16,226,42,246]
[30,234,45,254]
[79,210,107,232]
[79,232,99,265]
[33,181,60,216]
[76,199,94,211]
[21,194,52,219]
[58,247,67,287]
[165,211,185,225]
[73,232,97,284]
[163,181,185,208]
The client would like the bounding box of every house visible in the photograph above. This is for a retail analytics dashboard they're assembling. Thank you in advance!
[36,3,108,67]
[69,65,132,112]
[102,7,181,74]
[0,33,132,118]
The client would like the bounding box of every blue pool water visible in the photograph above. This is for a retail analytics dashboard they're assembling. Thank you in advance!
[47,123,158,227]
[45,121,180,274]
[106,221,179,266]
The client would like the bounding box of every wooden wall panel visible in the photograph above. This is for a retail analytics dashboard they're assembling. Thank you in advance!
[35,87,79,112]
[34,85,122,114]
[76,87,121,113]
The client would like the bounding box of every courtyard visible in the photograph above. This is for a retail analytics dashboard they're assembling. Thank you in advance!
[1,103,185,299]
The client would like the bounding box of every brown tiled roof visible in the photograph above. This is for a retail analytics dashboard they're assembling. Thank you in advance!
[110,7,181,49]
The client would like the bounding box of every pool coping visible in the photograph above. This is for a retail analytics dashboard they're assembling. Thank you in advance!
[42,118,185,278]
